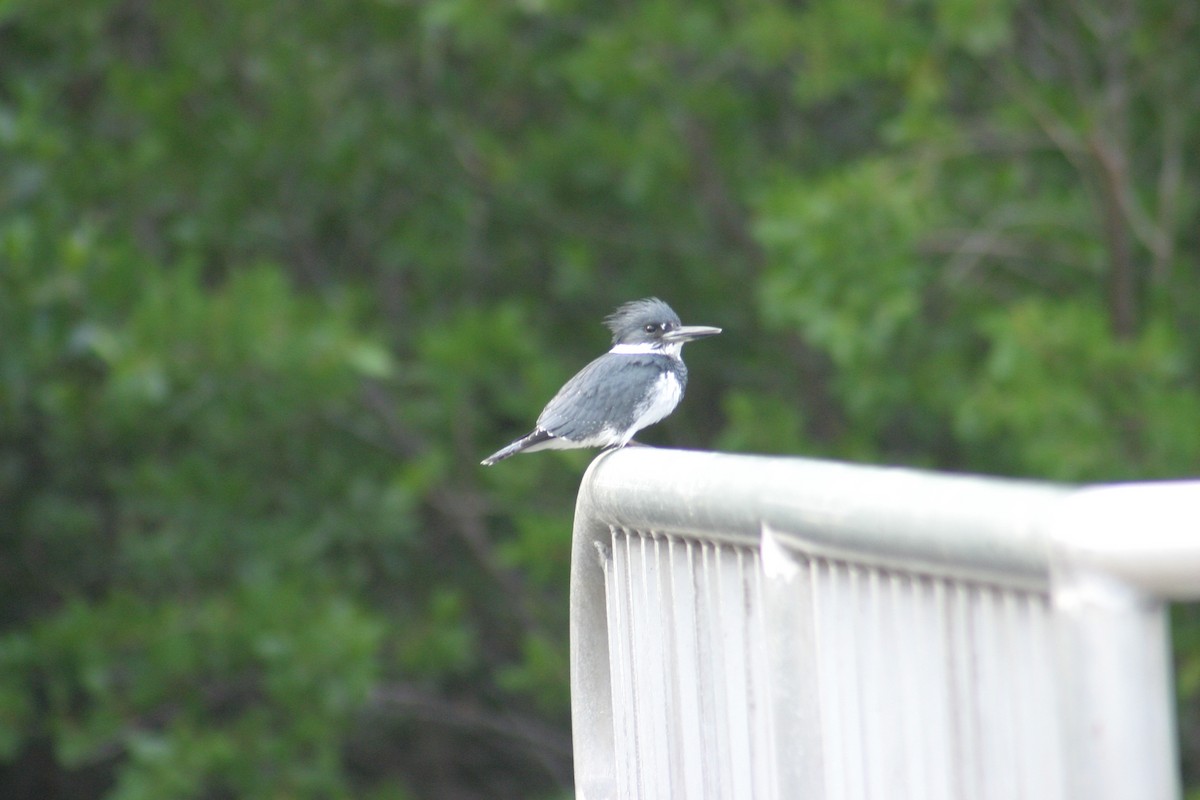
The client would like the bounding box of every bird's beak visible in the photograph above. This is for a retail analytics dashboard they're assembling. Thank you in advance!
[664,325,722,343]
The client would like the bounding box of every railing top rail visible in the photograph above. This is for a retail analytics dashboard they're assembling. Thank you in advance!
[575,448,1200,599]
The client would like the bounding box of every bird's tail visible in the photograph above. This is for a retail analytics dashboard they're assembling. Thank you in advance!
[480,429,555,466]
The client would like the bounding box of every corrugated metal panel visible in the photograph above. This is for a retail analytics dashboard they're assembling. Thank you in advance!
[599,527,1064,800]
[604,530,772,800]
[796,559,1063,800]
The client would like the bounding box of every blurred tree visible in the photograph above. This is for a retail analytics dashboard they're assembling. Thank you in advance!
[0,0,1196,797]
[751,0,1200,479]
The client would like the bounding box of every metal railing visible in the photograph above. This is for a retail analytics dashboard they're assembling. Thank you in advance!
[569,448,1200,800]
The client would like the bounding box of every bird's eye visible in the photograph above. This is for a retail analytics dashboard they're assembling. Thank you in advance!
[644,323,659,333]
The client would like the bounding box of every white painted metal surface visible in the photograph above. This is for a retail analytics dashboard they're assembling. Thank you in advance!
[569,448,1200,800]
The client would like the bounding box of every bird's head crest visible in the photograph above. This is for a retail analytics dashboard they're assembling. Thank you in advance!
[603,298,682,345]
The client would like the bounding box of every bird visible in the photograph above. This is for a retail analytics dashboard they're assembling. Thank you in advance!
[481,298,721,466]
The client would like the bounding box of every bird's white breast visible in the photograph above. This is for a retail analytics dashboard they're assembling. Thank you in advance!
[620,371,683,445]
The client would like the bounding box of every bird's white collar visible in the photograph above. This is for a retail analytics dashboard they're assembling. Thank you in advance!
[609,341,682,358]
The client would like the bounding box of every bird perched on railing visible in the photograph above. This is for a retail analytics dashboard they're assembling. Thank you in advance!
[481,298,721,466]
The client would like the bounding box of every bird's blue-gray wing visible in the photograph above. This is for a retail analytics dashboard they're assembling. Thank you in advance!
[536,354,670,442]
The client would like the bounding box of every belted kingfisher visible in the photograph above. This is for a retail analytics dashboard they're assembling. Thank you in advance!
[481,298,721,466]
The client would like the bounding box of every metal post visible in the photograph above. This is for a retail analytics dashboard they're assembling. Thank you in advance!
[571,462,618,800]
[1053,569,1179,800]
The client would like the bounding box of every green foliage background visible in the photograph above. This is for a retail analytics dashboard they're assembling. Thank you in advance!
[1,0,1197,797]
